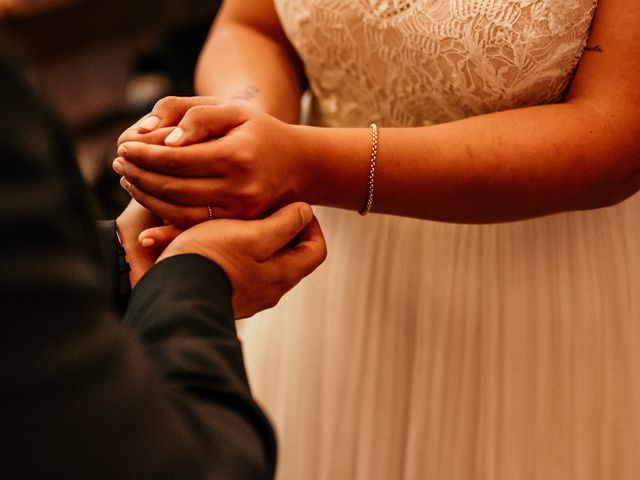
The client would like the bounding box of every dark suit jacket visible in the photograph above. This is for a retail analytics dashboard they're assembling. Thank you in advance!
[0,50,276,479]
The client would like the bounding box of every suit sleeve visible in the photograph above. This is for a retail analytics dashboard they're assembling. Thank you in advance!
[0,48,275,479]
[96,219,131,315]
[124,254,277,479]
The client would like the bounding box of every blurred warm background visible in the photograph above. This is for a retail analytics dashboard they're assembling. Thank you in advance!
[1,0,221,217]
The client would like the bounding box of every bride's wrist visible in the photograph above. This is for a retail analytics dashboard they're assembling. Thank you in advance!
[294,125,372,211]
[289,124,321,205]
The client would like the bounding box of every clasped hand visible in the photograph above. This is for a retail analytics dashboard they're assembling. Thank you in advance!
[118,199,326,319]
[114,96,309,226]
[115,97,326,319]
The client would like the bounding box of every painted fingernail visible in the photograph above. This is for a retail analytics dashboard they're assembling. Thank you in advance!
[138,115,160,131]
[164,127,184,145]
[140,238,155,247]
[117,145,127,157]
[120,177,132,192]
[112,158,124,175]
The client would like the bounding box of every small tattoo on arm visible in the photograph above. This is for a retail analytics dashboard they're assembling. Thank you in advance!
[231,86,260,102]
[585,44,603,53]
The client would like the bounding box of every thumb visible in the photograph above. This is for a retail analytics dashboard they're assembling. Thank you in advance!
[254,203,314,259]
[137,96,224,132]
[138,225,183,249]
[164,104,246,146]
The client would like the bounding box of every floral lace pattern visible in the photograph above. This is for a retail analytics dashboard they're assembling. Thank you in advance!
[275,0,598,127]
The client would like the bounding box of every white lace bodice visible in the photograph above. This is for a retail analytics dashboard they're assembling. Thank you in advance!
[274,0,597,127]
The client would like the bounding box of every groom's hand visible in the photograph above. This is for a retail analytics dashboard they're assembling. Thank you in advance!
[148,202,326,319]
[115,200,163,287]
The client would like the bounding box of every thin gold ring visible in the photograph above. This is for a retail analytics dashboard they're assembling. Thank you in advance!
[207,204,214,220]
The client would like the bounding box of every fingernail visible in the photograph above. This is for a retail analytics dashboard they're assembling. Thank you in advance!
[120,177,132,192]
[138,115,160,131]
[112,158,124,175]
[164,127,184,145]
[118,145,127,157]
[300,204,313,224]
[140,238,155,247]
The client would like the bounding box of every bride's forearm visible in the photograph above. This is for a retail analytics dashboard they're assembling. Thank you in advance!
[296,101,640,223]
[286,0,640,223]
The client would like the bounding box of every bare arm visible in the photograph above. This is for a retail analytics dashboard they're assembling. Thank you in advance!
[115,0,640,225]
[295,0,640,222]
[195,0,304,123]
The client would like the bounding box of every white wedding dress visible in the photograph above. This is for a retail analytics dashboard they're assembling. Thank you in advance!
[238,1,640,478]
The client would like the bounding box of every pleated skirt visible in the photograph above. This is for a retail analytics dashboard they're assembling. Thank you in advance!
[238,193,640,480]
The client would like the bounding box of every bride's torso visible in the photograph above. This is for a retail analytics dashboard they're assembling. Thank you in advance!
[246,5,640,479]
[274,0,597,127]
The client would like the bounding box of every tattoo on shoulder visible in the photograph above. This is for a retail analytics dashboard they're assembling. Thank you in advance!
[231,86,260,101]
[585,44,603,53]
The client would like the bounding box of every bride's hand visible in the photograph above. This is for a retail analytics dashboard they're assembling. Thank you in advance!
[113,101,307,226]
[117,96,227,147]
